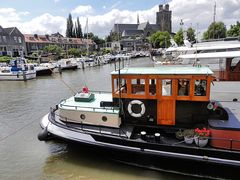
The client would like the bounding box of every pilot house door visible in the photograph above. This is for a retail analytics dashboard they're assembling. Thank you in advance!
[157,79,176,125]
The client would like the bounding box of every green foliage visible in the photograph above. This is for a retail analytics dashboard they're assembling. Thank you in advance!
[66,13,74,38]
[149,31,171,48]
[92,35,105,45]
[203,22,226,40]
[187,27,196,42]
[227,21,240,37]
[106,32,120,42]
[84,32,94,39]
[174,29,184,46]
[0,56,11,63]
[68,48,81,57]
[43,45,63,56]
[102,48,111,54]
[76,17,83,38]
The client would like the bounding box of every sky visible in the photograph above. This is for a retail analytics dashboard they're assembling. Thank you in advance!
[0,0,239,38]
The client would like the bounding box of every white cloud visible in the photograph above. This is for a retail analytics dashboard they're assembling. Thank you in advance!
[0,8,22,22]
[19,13,66,35]
[71,5,93,15]
[54,0,60,2]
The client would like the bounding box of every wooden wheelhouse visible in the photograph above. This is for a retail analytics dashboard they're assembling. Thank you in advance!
[111,66,214,127]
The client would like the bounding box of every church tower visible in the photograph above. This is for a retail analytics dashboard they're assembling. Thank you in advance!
[156,4,172,33]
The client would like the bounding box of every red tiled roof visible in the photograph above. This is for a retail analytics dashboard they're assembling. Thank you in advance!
[24,34,95,45]
[24,34,52,43]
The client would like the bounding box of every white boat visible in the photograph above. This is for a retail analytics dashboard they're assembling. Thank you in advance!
[31,62,59,76]
[0,58,36,81]
[58,58,78,70]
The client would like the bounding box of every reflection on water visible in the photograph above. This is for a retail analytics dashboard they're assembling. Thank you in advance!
[0,58,197,180]
[42,142,193,180]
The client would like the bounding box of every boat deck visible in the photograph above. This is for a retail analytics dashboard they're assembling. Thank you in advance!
[59,92,119,114]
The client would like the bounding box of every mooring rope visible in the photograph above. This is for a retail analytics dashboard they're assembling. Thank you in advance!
[47,64,76,95]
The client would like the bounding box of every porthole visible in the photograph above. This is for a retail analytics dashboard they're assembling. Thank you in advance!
[102,116,107,122]
[80,114,86,120]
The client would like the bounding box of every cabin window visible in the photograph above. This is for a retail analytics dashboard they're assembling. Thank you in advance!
[178,79,190,96]
[194,80,207,96]
[162,79,172,96]
[114,78,118,93]
[149,79,156,95]
[131,79,145,94]
[114,78,127,94]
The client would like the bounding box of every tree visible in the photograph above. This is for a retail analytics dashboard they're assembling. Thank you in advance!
[84,32,94,39]
[76,17,83,38]
[187,27,196,42]
[68,48,81,57]
[203,22,226,40]
[43,45,63,57]
[66,13,74,37]
[106,32,120,42]
[227,21,240,37]
[92,35,105,45]
[174,29,184,46]
[149,31,171,48]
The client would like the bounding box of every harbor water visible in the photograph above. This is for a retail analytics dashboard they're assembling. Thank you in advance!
[0,57,208,180]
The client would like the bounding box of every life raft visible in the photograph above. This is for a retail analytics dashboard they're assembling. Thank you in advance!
[127,100,146,118]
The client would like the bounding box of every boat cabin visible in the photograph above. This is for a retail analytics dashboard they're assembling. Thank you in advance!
[111,66,215,127]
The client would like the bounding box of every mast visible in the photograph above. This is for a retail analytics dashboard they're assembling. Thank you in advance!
[85,18,89,56]
[137,14,140,24]
[213,1,216,39]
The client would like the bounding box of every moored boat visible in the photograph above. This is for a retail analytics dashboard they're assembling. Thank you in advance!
[38,65,240,179]
[0,58,36,81]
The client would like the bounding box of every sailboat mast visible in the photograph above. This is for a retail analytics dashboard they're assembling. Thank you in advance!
[213,1,216,39]
[86,18,89,56]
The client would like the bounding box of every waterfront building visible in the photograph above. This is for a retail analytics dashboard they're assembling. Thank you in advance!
[110,4,172,51]
[0,26,26,57]
[24,33,95,55]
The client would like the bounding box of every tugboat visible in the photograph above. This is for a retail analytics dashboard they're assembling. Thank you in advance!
[38,65,240,179]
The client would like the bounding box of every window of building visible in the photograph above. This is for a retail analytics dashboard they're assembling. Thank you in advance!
[194,80,207,96]
[149,79,156,95]
[0,36,2,43]
[2,36,7,43]
[14,36,17,43]
[178,79,190,96]
[131,79,145,94]
[162,79,172,96]
[18,37,22,43]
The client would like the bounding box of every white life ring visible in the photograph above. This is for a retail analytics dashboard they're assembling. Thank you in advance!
[128,100,146,118]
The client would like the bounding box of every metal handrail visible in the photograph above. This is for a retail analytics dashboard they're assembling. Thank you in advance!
[59,103,119,113]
